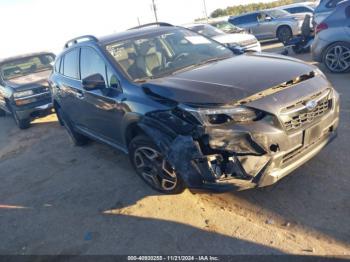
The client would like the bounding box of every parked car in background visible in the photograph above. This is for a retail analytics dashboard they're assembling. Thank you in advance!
[312,0,350,73]
[0,52,55,129]
[208,20,247,34]
[280,2,315,16]
[229,9,303,42]
[50,23,339,194]
[314,0,345,25]
[185,23,261,52]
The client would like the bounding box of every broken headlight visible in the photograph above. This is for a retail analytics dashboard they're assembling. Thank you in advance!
[186,106,264,125]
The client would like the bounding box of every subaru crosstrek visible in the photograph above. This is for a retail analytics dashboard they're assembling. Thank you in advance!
[50,23,339,194]
[0,52,55,129]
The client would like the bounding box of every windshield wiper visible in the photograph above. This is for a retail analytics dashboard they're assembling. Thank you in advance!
[133,56,232,82]
[134,75,160,83]
[170,56,232,76]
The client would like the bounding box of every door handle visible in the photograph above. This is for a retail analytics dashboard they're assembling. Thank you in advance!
[76,90,84,99]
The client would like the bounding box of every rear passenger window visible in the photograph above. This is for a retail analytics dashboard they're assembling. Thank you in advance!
[231,14,257,25]
[54,57,61,72]
[63,49,79,79]
[286,7,311,14]
[80,48,106,82]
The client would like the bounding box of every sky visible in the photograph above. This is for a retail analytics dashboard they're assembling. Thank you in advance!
[0,0,275,58]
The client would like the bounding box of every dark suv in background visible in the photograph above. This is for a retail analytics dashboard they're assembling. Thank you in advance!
[50,23,339,194]
[0,52,55,129]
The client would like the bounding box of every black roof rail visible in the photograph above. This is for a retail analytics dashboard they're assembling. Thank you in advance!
[128,22,174,30]
[64,35,98,49]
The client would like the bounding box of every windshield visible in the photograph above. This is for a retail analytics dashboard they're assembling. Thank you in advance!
[188,24,225,37]
[266,9,290,18]
[106,28,233,81]
[211,21,238,33]
[0,54,55,80]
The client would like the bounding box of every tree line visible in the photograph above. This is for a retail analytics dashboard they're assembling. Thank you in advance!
[210,0,296,18]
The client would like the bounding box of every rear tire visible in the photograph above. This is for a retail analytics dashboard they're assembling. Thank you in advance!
[323,42,350,73]
[277,26,293,43]
[129,135,185,194]
[56,107,88,146]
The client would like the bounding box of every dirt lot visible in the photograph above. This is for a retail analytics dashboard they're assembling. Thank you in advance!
[0,43,349,256]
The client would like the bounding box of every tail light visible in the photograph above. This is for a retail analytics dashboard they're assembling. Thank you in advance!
[315,23,328,34]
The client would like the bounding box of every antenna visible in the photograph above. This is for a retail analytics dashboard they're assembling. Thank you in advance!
[152,0,158,22]
[203,0,208,21]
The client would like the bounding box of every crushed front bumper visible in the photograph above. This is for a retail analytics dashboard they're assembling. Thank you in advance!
[15,101,53,120]
[195,89,340,191]
[139,86,340,192]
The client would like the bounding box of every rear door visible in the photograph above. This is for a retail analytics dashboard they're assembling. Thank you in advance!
[55,48,84,125]
[232,14,260,38]
[78,47,125,145]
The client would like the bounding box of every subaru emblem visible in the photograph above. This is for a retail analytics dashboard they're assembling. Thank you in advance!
[306,100,318,111]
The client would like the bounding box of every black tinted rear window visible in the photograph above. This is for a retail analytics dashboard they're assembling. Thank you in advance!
[63,49,79,79]
[285,6,312,13]
[230,14,257,25]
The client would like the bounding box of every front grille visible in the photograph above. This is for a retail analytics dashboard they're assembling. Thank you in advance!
[33,84,50,94]
[281,89,332,132]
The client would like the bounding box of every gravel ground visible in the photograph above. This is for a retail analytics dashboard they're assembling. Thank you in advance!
[0,43,349,255]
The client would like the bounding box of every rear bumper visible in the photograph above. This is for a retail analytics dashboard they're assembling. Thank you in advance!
[311,37,329,62]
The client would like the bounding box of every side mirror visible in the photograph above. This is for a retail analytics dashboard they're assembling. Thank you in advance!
[82,73,106,91]
[265,16,272,22]
[229,45,245,55]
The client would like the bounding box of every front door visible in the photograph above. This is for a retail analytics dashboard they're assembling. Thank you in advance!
[79,47,125,145]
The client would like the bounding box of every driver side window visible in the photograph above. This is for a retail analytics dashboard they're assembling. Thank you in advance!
[257,13,268,22]
[80,48,107,83]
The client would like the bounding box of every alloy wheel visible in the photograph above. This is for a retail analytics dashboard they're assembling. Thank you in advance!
[133,146,178,191]
[325,45,350,73]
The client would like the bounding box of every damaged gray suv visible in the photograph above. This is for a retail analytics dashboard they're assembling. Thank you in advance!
[50,23,339,194]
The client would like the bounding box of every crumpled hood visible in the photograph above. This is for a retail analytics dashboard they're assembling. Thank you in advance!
[213,33,257,45]
[4,70,51,89]
[142,53,316,105]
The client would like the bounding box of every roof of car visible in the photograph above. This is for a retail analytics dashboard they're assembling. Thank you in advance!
[98,25,178,45]
[0,51,55,65]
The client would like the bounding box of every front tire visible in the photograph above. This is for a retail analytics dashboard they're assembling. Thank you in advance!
[10,106,30,129]
[323,42,350,73]
[277,26,292,43]
[56,107,88,146]
[129,135,185,194]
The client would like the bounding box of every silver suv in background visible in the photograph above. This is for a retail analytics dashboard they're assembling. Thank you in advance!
[280,2,315,16]
[229,9,303,42]
[312,0,350,73]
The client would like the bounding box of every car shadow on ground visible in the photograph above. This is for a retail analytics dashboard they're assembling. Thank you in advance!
[0,208,285,254]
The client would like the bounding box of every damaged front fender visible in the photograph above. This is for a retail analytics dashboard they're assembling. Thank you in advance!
[137,110,272,191]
